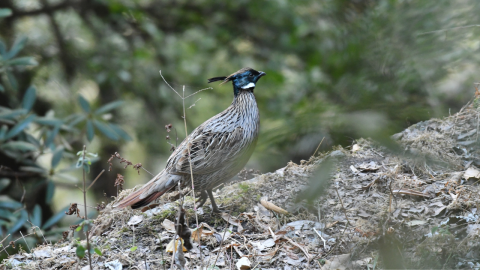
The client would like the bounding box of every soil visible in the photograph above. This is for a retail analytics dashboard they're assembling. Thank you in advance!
[3,99,480,269]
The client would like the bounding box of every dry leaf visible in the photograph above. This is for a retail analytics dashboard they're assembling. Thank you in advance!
[260,199,288,215]
[127,215,143,226]
[464,167,480,180]
[221,212,244,233]
[162,219,175,232]
[392,189,429,197]
[236,257,251,270]
[166,239,187,253]
[352,144,361,152]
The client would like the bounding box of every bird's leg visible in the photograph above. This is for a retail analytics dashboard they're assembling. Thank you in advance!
[206,188,222,213]
[195,190,209,208]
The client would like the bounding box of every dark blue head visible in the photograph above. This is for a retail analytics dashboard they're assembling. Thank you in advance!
[208,67,266,96]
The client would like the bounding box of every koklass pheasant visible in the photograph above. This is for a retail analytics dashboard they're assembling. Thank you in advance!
[114,68,266,212]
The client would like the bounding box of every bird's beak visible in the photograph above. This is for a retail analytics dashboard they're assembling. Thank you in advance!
[258,71,266,77]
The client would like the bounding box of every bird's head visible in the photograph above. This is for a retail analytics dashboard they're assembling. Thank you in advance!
[208,67,266,96]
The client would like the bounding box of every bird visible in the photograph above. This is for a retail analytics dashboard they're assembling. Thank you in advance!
[114,67,266,212]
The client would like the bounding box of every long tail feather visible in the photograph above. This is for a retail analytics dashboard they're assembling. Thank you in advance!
[113,171,180,209]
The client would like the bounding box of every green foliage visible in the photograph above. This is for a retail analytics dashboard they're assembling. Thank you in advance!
[76,244,86,259]
[0,13,131,262]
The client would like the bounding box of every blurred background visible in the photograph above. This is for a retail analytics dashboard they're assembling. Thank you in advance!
[1,0,480,260]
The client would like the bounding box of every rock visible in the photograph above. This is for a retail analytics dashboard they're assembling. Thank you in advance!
[330,150,345,157]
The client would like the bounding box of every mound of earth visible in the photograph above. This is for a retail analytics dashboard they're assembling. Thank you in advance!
[4,100,480,269]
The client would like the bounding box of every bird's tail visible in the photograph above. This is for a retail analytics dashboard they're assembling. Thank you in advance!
[113,171,181,209]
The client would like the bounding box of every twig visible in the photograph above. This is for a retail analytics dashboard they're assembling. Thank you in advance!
[213,213,231,267]
[313,227,326,247]
[81,146,93,270]
[19,231,37,266]
[313,137,325,157]
[87,169,105,190]
[159,72,207,267]
[417,24,480,36]
[334,186,350,226]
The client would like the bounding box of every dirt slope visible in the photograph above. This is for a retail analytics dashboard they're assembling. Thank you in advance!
[4,100,480,269]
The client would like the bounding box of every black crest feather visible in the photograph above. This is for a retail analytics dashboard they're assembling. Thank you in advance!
[207,67,254,85]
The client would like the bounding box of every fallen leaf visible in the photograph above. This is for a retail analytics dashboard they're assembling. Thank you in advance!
[260,199,288,215]
[221,212,243,233]
[406,220,427,226]
[162,219,175,232]
[166,239,187,253]
[127,215,143,226]
[352,144,361,152]
[236,257,251,270]
[464,167,480,180]
[434,206,447,216]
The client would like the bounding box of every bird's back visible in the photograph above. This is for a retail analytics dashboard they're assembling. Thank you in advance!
[165,90,260,189]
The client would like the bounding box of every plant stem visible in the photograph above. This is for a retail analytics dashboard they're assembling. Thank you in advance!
[82,145,93,270]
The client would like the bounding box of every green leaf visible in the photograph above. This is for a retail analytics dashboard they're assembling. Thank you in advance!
[76,225,83,232]
[8,57,38,66]
[0,40,6,56]
[7,209,28,234]
[0,178,10,193]
[42,205,69,230]
[94,247,102,256]
[0,200,22,209]
[34,117,63,127]
[93,120,119,140]
[4,114,36,140]
[6,36,27,60]
[86,120,94,141]
[45,124,60,148]
[76,245,86,259]
[51,146,64,169]
[67,114,86,127]
[1,141,38,152]
[31,204,42,227]
[0,108,27,120]
[94,101,124,115]
[22,86,36,111]
[130,246,137,252]
[108,123,132,141]
[45,181,55,204]
[78,95,91,113]
[19,166,46,174]
[0,9,12,19]
[6,70,18,91]
[0,125,7,140]
[26,133,41,148]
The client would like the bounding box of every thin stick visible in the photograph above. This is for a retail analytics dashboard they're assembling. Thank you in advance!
[159,71,182,99]
[182,85,204,266]
[19,231,37,266]
[334,186,350,226]
[82,146,93,270]
[313,137,325,157]
[313,227,326,247]
[417,24,480,36]
[87,169,105,190]
[213,213,231,267]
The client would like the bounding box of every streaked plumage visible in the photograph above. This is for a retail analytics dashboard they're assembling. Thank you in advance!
[114,68,266,212]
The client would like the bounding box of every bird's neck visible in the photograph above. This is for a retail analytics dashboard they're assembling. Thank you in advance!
[232,88,256,107]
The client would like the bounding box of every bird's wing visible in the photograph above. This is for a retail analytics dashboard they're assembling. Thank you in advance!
[166,126,247,175]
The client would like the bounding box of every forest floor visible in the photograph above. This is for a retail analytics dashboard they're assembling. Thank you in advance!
[4,99,480,269]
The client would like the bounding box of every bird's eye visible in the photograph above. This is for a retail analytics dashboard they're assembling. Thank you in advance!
[249,73,254,77]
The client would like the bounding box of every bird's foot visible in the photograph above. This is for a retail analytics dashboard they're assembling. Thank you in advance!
[195,190,209,208]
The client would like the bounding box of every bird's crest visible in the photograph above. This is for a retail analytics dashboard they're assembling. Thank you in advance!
[208,67,254,85]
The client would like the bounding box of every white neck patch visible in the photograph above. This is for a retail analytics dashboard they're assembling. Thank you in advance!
[241,82,255,89]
